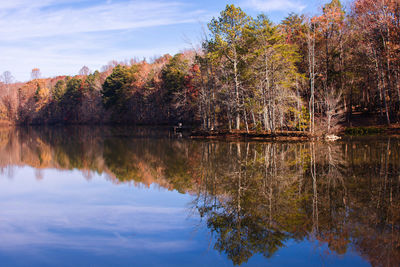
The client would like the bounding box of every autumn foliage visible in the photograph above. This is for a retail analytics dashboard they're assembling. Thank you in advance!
[0,0,398,133]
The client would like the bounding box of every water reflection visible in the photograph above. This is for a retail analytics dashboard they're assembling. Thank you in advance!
[0,126,398,266]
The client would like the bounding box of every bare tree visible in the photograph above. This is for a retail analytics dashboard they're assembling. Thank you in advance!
[307,19,316,135]
[0,71,14,94]
[79,66,91,76]
[324,91,345,134]
[0,71,14,85]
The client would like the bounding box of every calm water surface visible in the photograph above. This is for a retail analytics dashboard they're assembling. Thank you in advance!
[0,126,397,266]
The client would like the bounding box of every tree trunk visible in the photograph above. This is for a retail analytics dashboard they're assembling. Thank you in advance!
[308,22,316,135]
[233,48,240,130]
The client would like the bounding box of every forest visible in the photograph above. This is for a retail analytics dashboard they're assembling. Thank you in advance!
[0,0,399,135]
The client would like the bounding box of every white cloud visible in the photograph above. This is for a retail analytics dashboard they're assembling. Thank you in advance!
[242,0,307,12]
[0,168,199,252]
[0,0,205,41]
[0,0,208,81]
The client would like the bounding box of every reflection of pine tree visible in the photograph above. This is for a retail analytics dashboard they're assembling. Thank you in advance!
[194,141,400,266]
[195,143,311,265]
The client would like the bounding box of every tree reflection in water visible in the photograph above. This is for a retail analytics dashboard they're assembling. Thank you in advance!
[0,126,398,266]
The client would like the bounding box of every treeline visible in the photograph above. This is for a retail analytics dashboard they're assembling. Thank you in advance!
[0,0,399,134]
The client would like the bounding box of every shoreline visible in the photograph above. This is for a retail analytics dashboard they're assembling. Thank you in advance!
[190,125,400,141]
[4,123,400,141]
[190,130,311,141]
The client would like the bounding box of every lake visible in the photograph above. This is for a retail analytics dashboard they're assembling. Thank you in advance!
[0,126,397,266]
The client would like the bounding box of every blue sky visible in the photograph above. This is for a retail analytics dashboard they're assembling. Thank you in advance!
[0,0,336,81]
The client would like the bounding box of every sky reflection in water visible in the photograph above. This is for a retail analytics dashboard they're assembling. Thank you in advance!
[0,127,390,266]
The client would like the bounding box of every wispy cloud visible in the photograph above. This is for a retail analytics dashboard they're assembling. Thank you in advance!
[0,0,208,80]
[0,168,199,253]
[0,0,205,41]
[242,0,307,12]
